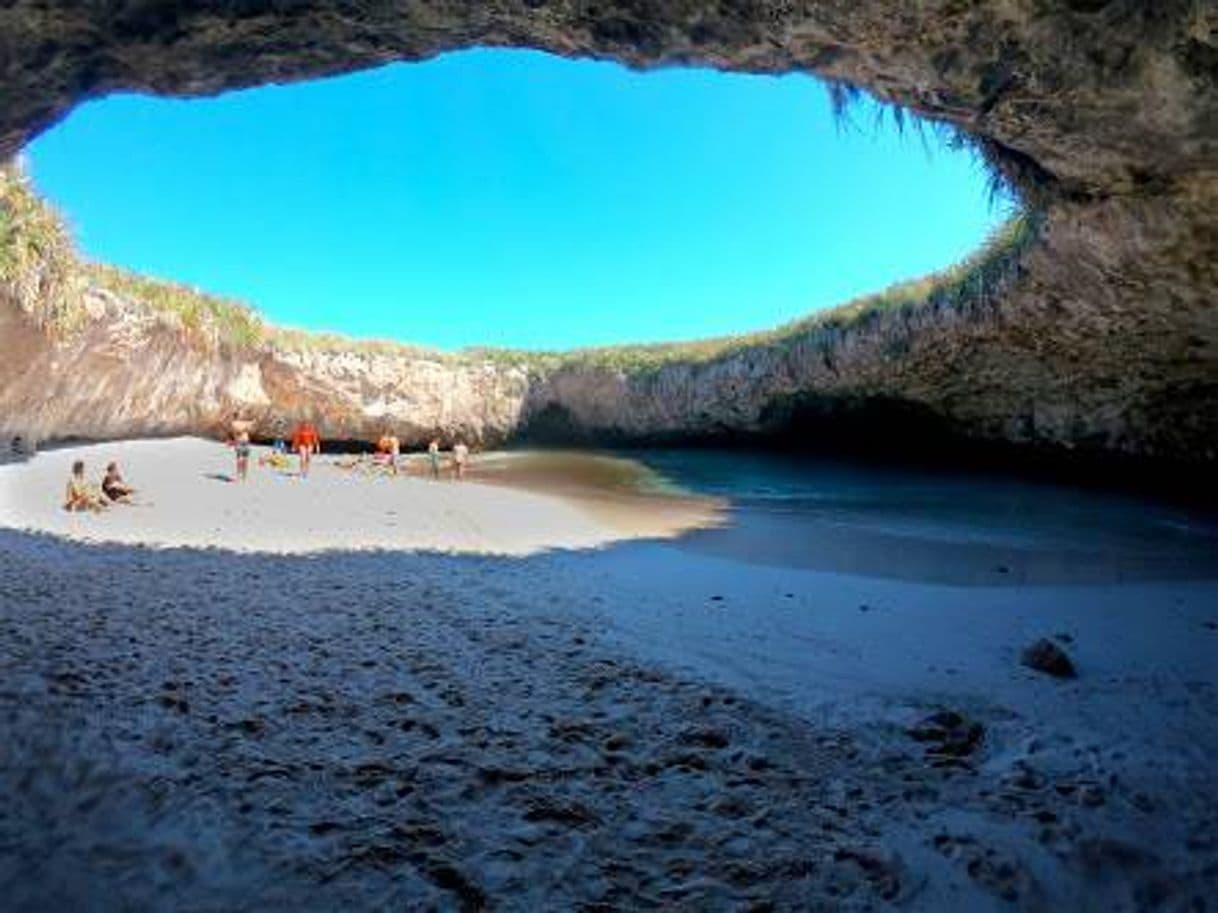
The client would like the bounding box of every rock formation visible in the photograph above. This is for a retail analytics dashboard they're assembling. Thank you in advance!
[1020,638,1078,679]
[0,2,1214,469]
[0,279,532,446]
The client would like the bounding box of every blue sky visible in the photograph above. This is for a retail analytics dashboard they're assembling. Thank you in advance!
[27,49,1009,351]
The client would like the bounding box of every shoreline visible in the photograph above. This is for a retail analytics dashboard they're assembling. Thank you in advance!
[1,525,1214,910]
[1,437,1215,909]
[10,422,1218,513]
[519,427,1218,512]
[0,437,724,556]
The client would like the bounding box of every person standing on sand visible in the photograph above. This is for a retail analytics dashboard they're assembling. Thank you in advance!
[230,414,255,482]
[428,438,441,480]
[452,440,470,480]
[291,420,321,478]
[377,430,401,476]
[387,431,401,476]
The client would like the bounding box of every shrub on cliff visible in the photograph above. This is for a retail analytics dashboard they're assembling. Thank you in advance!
[3,158,1041,375]
[469,211,1041,375]
[83,261,264,351]
[0,161,86,336]
[1,160,264,351]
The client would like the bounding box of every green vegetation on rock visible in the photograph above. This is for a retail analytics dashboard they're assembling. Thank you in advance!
[470,210,1041,374]
[2,159,1041,373]
[266,324,453,361]
[0,162,84,336]
[84,261,265,350]
[2,161,264,350]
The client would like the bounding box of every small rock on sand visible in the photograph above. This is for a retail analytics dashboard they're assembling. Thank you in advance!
[1021,638,1077,679]
[908,710,984,762]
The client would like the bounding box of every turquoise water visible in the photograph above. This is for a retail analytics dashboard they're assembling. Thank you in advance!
[623,449,1218,584]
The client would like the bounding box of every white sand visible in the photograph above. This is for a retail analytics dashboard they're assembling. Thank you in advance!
[1,437,1215,911]
[547,542,1218,901]
[0,437,713,555]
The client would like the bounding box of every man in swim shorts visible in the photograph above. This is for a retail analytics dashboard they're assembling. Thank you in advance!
[428,438,441,480]
[387,432,401,476]
[230,414,255,482]
[452,440,469,480]
[291,420,321,478]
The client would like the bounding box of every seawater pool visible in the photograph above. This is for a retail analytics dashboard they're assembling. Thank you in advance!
[477,448,1218,585]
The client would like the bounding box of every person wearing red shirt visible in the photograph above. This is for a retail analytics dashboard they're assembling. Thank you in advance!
[291,421,321,478]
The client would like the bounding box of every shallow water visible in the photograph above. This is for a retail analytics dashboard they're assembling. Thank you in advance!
[485,448,1218,585]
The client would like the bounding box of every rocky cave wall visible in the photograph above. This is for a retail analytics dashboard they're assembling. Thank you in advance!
[0,285,533,447]
[0,1,1215,465]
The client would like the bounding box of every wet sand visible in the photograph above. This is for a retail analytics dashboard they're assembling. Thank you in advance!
[467,449,727,540]
[1,438,1216,911]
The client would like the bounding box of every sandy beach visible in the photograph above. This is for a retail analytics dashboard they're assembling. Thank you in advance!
[0,438,722,555]
[1,438,1216,911]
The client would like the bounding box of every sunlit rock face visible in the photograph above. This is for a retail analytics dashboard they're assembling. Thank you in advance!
[0,2,1215,465]
[0,287,532,446]
[3,2,1214,192]
[523,192,1218,463]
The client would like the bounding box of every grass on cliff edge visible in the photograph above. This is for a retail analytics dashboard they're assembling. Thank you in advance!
[1,163,264,349]
[472,211,1040,373]
[2,160,1040,370]
[0,162,83,335]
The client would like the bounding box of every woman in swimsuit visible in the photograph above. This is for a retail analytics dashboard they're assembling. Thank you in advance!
[101,461,136,503]
[64,460,107,512]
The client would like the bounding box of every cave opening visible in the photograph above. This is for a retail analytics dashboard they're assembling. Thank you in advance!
[1,11,1218,906]
[18,48,1015,355]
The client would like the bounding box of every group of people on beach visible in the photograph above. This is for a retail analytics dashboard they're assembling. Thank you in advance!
[228,414,471,482]
[230,416,320,482]
[60,415,474,511]
[383,435,469,480]
[63,460,137,512]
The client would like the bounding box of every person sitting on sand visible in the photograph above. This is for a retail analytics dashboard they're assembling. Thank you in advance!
[452,440,470,480]
[230,413,255,482]
[258,449,290,470]
[267,419,288,458]
[428,438,441,480]
[63,460,107,512]
[291,420,321,478]
[101,461,136,503]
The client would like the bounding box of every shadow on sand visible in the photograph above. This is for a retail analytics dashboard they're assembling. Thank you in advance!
[1,527,1215,911]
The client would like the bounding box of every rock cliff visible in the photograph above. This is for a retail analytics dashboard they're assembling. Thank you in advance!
[0,282,532,447]
[0,2,1215,470]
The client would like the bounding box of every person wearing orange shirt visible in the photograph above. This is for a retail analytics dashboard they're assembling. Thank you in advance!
[291,421,321,478]
[375,429,401,475]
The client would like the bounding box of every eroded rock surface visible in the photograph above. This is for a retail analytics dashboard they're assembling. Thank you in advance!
[0,285,527,445]
[0,2,1215,465]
